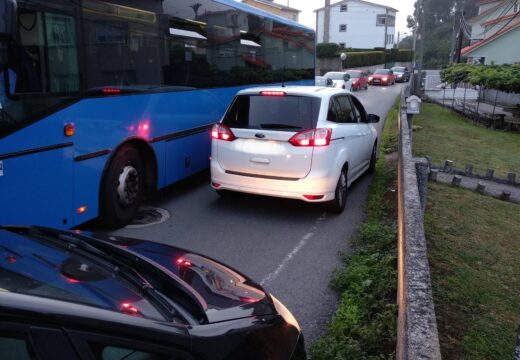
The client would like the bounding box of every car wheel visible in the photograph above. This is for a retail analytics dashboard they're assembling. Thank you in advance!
[326,167,348,214]
[367,143,377,174]
[100,144,144,228]
[365,84,368,90]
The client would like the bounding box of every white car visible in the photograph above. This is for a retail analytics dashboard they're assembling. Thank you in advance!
[210,86,380,213]
[322,71,353,91]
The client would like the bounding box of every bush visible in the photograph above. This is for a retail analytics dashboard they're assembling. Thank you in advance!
[343,51,385,68]
[396,49,414,62]
[317,43,340,58]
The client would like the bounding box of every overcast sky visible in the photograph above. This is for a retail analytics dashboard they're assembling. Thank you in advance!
[274,0,416,38]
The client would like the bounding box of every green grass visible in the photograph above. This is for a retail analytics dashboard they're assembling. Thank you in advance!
[412,103,520,178]
[425,182,520,359]
[309,99,399,359]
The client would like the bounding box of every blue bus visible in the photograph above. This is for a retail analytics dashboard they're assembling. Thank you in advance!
[0,0,315,228]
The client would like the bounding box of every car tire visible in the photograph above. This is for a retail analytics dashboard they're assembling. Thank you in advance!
[365,84,368,90]
[100,144,144,228]
[367,143,377,174]
[326,167,348,214]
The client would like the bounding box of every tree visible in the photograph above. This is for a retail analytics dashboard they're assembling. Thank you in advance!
[399,36,414,49]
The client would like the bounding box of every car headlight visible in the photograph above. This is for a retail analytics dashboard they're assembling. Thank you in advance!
[368,77,373,81]
[271,294,300,331]
[382,77,388,81]
[397,74,403,77]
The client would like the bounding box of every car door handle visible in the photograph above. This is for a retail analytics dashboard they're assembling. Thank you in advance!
[250,157,270,164]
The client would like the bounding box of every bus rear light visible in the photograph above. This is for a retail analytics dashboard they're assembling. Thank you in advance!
[76,206,88,214]
[211,124,235,141]
[303,195,324,200]
[289,128,332,147]
[64,123,75,137]
[260,91,286,96]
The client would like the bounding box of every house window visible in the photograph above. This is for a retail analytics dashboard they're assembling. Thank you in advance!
[340,4,348,12]
[377,14,395,27]
[339,24,347,32]
[339,42,346,48]
[377,14,386,26]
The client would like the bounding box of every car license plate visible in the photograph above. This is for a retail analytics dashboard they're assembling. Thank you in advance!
[373,80,380,83]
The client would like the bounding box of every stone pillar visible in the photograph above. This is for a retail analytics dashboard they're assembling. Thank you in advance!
[415,158,430,214]
[465,164,473,176]
[429,169,439,181]
[500,191,511,201]
[485,168,494,179]
[451,175,462,187]
[444,160,454,173]
[508,172,517,184]
[476,182,486,194]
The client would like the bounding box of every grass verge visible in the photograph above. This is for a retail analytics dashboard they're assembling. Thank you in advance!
[412,103,520,178]
[425,182,520,359]
[309,98,400,359]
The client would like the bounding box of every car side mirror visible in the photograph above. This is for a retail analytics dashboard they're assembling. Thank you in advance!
[344,74,351,81]
[326,78,333,87]
[368,114,380,123]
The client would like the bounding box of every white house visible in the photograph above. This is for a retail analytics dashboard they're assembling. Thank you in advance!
[462,0,520,64]
[314,0,398,49]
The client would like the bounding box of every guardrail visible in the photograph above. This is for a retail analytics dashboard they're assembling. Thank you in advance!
[397,86,442,359]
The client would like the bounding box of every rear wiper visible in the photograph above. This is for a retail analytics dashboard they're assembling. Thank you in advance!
[17,227,177,321]
[260,123,302,129]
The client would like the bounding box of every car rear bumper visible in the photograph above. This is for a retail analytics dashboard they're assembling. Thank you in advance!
[210,160,336,202]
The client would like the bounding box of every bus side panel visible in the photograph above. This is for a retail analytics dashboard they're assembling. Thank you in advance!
[165,131,211,185]
[0,148,74,228]
[152,141,167,190]
[72,154,110,226]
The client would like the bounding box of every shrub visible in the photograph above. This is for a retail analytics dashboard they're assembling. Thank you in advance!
[317,43,340,58]
[343,51,385,68]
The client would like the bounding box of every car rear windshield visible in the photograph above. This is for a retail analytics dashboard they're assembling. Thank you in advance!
[345,71,361,78]
[391,67,405,72]
[374,69,390,75]
[222,94,321,131]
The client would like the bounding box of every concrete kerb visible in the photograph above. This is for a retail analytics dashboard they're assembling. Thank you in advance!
[397,87,442,360]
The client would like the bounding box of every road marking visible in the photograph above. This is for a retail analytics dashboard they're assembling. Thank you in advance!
[260,213,327,286]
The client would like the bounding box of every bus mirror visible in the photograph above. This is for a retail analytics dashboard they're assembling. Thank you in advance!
[0,0,17,38]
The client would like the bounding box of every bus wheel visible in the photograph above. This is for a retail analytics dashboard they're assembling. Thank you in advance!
[101,144,144,228]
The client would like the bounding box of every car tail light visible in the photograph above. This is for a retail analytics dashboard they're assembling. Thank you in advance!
[211,124,235,141]
[212,182,221,188]
[260,91,286,96]
[64,123,75,137]
[289,128,332,147]
[102,88,121,94]
[303,195,324,200]
[120,302,140,316]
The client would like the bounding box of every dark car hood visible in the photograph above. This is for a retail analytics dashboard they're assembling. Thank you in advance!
[93,233,273,324]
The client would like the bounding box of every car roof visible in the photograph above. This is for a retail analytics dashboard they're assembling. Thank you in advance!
[237,86,351,97]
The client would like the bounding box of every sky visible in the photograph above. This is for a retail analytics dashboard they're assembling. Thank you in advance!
[274,0,416,38]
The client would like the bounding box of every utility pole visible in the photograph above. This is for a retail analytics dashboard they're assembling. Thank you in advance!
[414,0,425,94]
[454,11,465,63]
[324,0,331,43]
[397,31,400,49]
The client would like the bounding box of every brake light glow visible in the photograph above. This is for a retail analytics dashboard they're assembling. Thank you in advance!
[289,128,332,147]
[176,258,192,266]
[212,182,221,188]
[260,91,286,96]
[64,123,75,137]
[120,302,140,316]
[211,124,235,141]
[102,88,121,94]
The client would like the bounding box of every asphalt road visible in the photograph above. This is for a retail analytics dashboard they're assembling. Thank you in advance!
[91,83,404,345]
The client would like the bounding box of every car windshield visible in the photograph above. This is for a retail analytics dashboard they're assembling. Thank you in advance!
[374,69,390,75]
[345,71,361,78]
[324,72,346,80]
[0,228,170,322]
[223,94,321,131]
[391,67,405,73]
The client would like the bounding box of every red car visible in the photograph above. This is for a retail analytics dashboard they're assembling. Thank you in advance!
[368,69,396,86]
[345,70,369,91]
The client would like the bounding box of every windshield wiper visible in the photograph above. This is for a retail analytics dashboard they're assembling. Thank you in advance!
[260,123,302,129]
[13,226,176,321]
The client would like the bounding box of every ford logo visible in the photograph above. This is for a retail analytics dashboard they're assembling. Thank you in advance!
[255,133,265,139]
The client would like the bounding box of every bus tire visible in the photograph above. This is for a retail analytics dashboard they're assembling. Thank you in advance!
[101,144,144,228]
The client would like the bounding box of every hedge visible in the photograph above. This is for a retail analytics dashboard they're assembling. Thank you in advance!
[343,51,385,68]
[441,63,520,92]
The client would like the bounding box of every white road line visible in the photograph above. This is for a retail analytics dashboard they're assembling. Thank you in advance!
[260,213,327,286]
